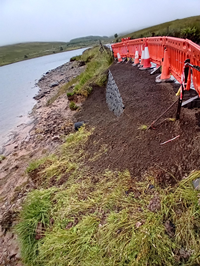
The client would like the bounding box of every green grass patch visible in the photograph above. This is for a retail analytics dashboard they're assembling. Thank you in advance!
[71,46,112,97]
[15,188,56,265]
[47,45,113,105]
[69,101,78,110]
[67,92,74,97]
[17,126,200,266]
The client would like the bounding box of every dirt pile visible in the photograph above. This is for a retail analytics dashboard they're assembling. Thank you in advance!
[75,63,200,183]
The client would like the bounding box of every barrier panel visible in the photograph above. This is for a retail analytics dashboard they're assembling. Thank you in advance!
[111,36,200,96]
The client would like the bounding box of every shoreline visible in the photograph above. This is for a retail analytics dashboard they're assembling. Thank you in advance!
[1,60,85,155]
[0,60,85,265]
[0,46,87,68]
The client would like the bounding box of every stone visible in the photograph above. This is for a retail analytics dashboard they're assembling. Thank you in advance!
[192,178,200,190]
[50,82,59,88]
[52,136,60,141]
[74,121,85,131]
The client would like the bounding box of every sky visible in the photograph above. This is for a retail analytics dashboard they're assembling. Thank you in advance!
[0,0,200,46]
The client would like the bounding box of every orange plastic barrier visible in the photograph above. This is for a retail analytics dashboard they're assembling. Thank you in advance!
[111,37,200,96]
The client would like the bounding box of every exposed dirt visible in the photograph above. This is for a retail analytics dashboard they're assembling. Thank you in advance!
[75,62,200,184]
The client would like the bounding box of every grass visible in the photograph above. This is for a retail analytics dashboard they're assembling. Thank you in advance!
[120,15,200,43]
[0,155,6,163]
[69,101,78,110]
[138,124,148,131]
[47,45,113,105]
[66,46,113,97]
[16,126,200,266]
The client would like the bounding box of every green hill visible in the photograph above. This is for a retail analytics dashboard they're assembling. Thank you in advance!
[119,15,200,43]
[0,42,70,67]
[69,35,109,44]
[0,36,111,67]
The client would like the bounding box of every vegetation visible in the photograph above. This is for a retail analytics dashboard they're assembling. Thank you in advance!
[0,155,6,163]
[120,15,200,43]
[0,42,69,67]
[47,45,113,105]
[66,92,74,97]
[69,101,78,110]
[138,124,148,131]
[16,126,200,265]
[0,36,112,67]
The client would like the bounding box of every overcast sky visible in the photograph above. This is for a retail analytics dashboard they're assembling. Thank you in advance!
[0,0,200,46]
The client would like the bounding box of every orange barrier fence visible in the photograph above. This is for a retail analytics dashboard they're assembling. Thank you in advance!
[111,37,200,96]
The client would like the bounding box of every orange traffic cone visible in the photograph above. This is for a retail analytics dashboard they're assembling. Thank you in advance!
[160,48,171,80]
[140,43,151,70]
[139,48,145,67]
[132,48,139,66]
[117,52,122,63]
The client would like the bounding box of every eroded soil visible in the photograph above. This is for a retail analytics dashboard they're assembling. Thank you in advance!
[75,63,200,185]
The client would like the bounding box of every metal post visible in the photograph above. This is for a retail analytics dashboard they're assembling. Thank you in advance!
[176,59,190,120]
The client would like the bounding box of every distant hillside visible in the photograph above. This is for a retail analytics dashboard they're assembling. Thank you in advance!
[67,35,112,48]
[0,35,112,67]
[0,42,72,67]
[69,36,109,43]
[119,15,200,44]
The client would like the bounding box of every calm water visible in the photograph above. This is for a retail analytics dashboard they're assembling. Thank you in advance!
[0,48,87,151]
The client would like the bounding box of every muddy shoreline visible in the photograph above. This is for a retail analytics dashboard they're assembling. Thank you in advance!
[0,60,85,265]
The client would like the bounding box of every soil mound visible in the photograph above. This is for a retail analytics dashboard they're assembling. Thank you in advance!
[75,63,200,184]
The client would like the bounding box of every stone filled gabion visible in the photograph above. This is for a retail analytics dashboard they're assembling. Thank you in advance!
[106,70,124,116]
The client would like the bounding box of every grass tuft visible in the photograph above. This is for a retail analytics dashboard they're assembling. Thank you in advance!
[138,124,148,131]
[69,101,78,110]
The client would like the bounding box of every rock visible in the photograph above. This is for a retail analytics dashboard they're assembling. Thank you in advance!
[78,61,86,67]
[164,220,175,237]
[35,222,45,240]
[74,121,85,131]
[9,247,18,259]
[34,93,46,100]
[192,178,200,190]
[50,82,59,88]
[15,252,21,260]
[52,135,60,141]
[148,194,161,212]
